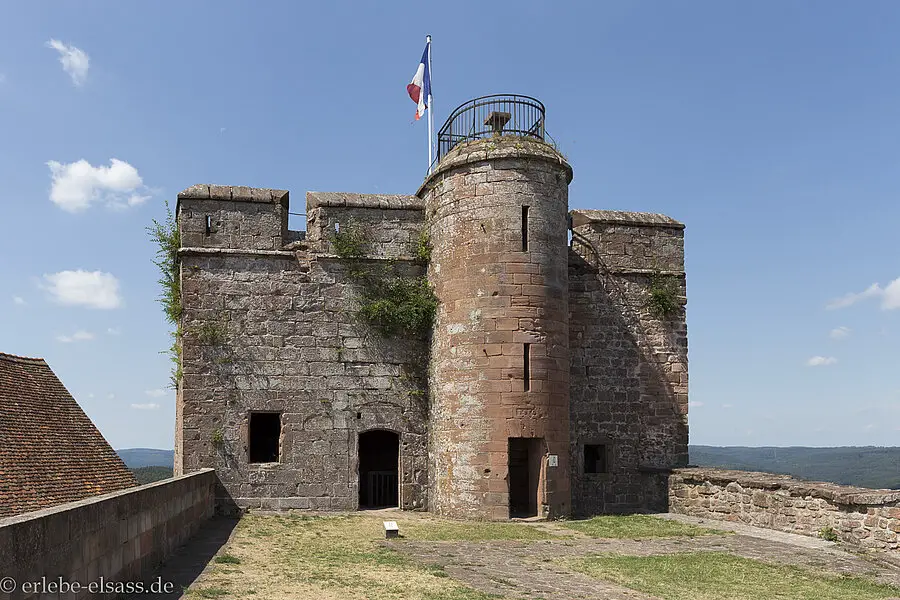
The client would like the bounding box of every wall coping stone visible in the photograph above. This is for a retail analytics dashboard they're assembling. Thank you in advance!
[307,191,423,211]
[0,468,216,527]
[417,135,573,198]
[673,468,900,506]
[179,247,297,258]
[571,209,684,229]
[178,185,289,204]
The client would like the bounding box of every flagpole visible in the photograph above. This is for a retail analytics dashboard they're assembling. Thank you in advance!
[426,35,433,175]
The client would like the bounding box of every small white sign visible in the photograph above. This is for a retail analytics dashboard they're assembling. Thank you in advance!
[384,521,399,538]
[547,454,559,467]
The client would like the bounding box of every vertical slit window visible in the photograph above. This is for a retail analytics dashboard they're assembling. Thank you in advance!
[205,215,212,236]
[523,343,531,391]
[521,205,529,251]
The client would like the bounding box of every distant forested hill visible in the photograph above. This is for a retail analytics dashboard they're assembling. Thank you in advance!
[132,466,174,484]
[689,446,900,490]
[117,448,175,469]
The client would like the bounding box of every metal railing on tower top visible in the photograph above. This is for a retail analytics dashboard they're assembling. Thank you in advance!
[435,94,546,164]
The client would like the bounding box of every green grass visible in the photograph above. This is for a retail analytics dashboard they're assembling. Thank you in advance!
[399,518,553,541]
[560,514,724,538]
[570,552,900,600]
[186,514,504,599]
[187,588,229,599]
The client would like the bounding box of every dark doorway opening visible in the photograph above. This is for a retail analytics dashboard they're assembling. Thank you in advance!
[509,437,543,518]
[358,430,399,509]
[248,412,281,463]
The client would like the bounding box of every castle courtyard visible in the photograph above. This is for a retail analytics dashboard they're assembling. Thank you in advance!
[144,512,900,600]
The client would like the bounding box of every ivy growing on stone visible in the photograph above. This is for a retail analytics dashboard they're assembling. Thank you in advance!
[147,201,182,388]
[331,222,438,338]
[647,273,681,318]
[329,220,369,259]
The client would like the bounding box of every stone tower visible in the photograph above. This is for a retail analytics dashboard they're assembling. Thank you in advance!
[419,129,573,520]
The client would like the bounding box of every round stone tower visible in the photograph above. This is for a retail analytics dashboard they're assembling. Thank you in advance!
[418,96,573,520]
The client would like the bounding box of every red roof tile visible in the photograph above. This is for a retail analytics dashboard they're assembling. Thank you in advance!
[0,351,137,517]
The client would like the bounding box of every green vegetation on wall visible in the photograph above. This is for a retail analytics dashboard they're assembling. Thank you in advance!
[329,221,437,338]
[147,201,182,387]
[647,273,681,318]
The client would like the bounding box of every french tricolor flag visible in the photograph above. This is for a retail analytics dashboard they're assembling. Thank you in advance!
[407,42,431,121]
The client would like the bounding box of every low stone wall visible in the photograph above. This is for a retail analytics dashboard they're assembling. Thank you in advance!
[670,468,900,551]
[0,468,216,599]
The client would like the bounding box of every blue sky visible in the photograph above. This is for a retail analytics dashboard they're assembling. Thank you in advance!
[1,1,898,450]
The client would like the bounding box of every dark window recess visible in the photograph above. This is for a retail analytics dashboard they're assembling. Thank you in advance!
[521,205,529,251]
[523,343,531,391]
[249,412,281,463]
[584,444,607,474]
[204,215,212,236]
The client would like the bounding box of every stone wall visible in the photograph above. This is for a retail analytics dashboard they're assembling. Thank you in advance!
[419,137,573,520]
[306,192,425,260]
[568,210,689,516]
[670,468,900,551]
[0,469,215,600]
[176,186,430,512]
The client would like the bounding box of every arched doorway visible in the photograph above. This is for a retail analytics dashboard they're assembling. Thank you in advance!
[358,430,399,509]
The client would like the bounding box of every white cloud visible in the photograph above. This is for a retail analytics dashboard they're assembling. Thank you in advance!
[47,158,148,212]
[12,296,25,305]
[45,39,89,86]
[827,278,900,311]
[722,403,733,409]
[56,330,94,343]
[42,270,122,309]
[688,401,704,408]
[829,326,851,340]
[144,389,167,398]
[107,327,121,335]
[806,356,837,367]
[107,393,115,399]
[131,403,160,410]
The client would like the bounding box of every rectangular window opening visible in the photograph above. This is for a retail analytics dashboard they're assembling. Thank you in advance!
[204,215,212,236]
[523,343,531,391]
[584,444,607,474]
[521,205,529,251]
[249,412,281,463]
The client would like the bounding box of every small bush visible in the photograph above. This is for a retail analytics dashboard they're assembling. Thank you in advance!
[819,526,840,542]
[358,275,438,337]
[414,230,432,264]
[329,221,368,259]
[647,274,680,318]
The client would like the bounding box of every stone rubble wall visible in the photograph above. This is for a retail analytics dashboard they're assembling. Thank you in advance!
[670,468,900,551]
[0,469,215,600]
[176,187,430,512]
[568,212,689,516]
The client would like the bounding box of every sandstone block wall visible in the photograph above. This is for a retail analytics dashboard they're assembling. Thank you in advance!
[306,192,425,260]
[0,469,215,600]
[568,210,688,515]
[670,468,900,552]
[420,137,573,520]
[176,186,430,511]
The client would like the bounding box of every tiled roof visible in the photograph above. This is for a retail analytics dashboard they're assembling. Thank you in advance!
[0,352,137,517]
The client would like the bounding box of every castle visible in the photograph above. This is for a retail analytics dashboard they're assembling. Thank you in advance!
[174,95,688,519]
